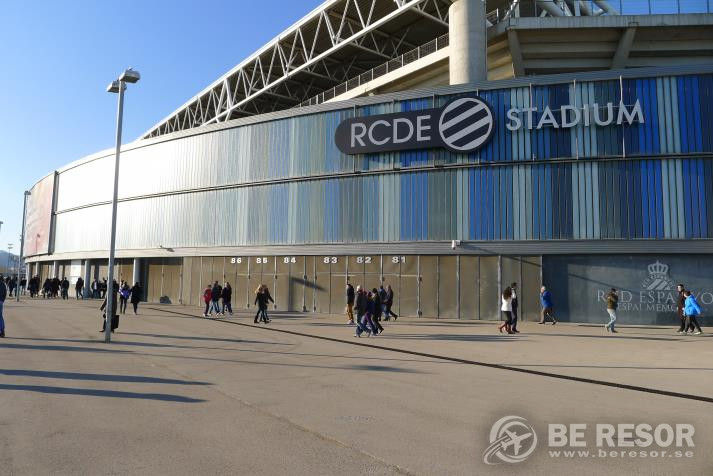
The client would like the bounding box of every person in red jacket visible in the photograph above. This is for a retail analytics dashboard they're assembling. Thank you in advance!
[202,285,212,317]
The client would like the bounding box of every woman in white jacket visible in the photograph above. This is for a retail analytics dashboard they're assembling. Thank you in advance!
[499,287,514,334]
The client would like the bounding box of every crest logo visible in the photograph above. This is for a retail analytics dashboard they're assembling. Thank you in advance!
[641,260,675,291]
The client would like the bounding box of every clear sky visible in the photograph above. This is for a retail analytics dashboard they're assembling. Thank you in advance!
[0,0,315,257]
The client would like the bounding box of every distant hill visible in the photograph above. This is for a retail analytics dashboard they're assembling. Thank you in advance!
[0,250,20,275]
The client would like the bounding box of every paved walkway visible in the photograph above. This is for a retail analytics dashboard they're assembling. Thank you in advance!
[0,298,711,475]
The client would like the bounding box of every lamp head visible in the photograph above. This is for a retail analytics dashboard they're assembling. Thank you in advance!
[106,80,122,94]
[119,68,141,84]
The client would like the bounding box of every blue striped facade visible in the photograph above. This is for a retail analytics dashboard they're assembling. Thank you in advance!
[46,71,713,254]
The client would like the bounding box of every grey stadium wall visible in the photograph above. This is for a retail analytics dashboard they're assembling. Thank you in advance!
[24,65,713,324]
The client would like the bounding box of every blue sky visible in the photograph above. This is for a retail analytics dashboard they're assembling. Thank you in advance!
[0,0,314,256]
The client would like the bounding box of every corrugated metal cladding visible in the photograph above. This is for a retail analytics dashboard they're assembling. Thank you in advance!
[51,72,713,253]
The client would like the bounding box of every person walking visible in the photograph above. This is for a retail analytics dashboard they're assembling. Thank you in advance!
[539,286,557,324]
[202,285,212,317]
[354,285,371,337]
[20,277,27,296]
[91,279,99,299]
[499,287,514,334]
[378,285,387,316]
[605,288,619,333]
[510,282,520,333]
[676,284,694,334]
[51,277,60,298]
[0,275,7,338]
[210,281,222,317]
[254,285,274,323]
[75,277,84,299]
[683,290,704,335]
[221,282,233,316]
[363,291,379,336]
[42,278,51,298]
[346,283,355,325]
[384,284,398,320]
[119,281,130,314]
[99,281,120,333]
[130,282,142,315]
[371,288,384,334]
[28,276,36,298]
[8,277,16,298]
[60,277,70,300]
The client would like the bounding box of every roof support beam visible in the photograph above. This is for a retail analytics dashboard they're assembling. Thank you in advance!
[507,29,525,76]
[611,24,637,69]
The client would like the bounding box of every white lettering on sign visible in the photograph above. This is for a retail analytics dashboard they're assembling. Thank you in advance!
[506,101,644,131]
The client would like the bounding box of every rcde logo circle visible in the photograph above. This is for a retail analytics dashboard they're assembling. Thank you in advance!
[438,97,494,153]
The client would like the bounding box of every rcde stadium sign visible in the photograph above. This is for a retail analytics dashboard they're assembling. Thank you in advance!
[335,97,495,154]
[335,96,645,155]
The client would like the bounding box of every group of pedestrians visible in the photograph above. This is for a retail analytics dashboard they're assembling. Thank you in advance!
[499,282,520,334]
[118,280,143,314]
[202,281,236,318]
[601,284,704,335]
[2,276,21,297]
[200,281,276,323]
[90,278,108,299]
[347,283,397,337]
[676,283,704,335]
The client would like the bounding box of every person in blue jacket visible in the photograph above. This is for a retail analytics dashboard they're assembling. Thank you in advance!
[683,290,703,335]
[538,286,557,325]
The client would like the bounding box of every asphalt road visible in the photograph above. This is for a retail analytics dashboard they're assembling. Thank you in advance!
[1,299,711,475]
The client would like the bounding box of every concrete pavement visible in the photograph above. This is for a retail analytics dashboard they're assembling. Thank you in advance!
[0,298,711,475]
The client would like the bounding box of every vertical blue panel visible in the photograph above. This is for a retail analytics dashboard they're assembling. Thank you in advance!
[594,80,623,157]
[678,76,704,153]
[699,74,713,153]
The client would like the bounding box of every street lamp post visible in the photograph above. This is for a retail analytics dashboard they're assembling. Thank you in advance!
[104,68,140,343]
[7,243,13,276]
[17,191,30,302]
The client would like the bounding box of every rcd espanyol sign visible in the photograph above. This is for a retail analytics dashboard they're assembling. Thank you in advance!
[335,97,495,155]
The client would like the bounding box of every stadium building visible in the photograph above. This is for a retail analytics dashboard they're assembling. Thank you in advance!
[23,0,713,324]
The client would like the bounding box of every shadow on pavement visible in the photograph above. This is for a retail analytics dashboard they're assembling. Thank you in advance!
[379,334,524,342]
[119,332,289,346]
[136,352,429,373]
[8,336,281,353]
[506,364,713,371]
[0,342,133,353]
[522,332,684,342]
[0,383,205,402]
[0,369,212,385]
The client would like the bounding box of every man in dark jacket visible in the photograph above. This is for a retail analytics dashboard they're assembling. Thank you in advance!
[60,277,70,300]
[51,277,60,298]
[676,284,694,334]
[346,283,355,324]
[99,281,120,333]
[0,275,7,337]
[353,286,370,337]
[210,281,222,316]
[383,285,397,320]
[75,277,84,299]
[371,288,384,334]
[221,283,233,316]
